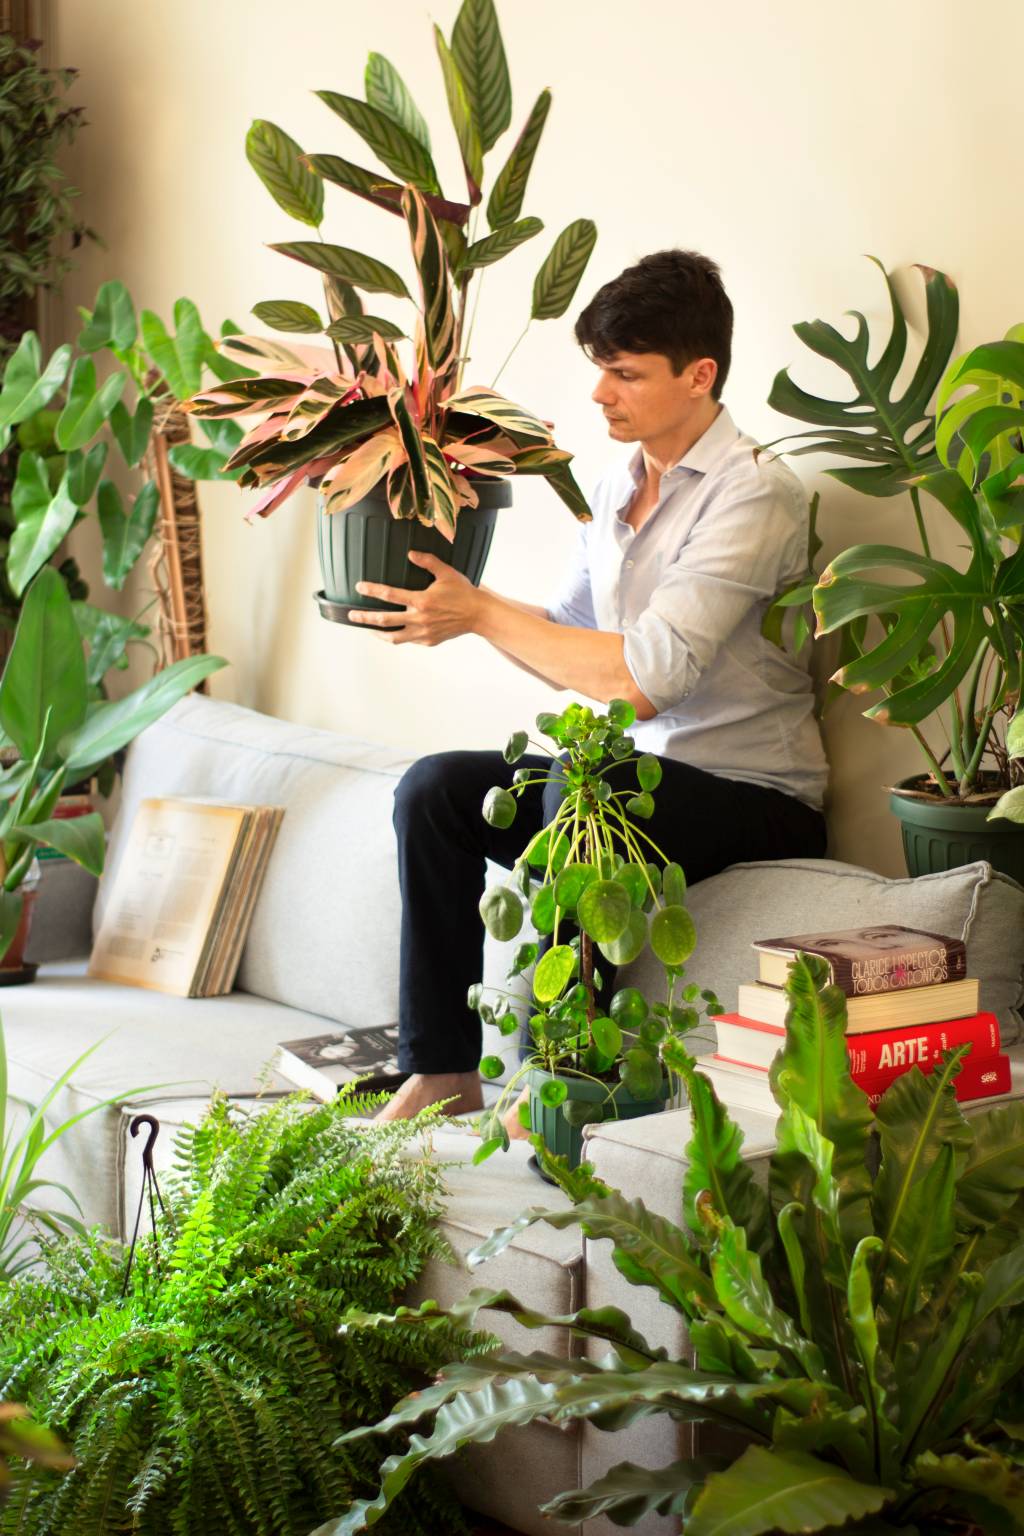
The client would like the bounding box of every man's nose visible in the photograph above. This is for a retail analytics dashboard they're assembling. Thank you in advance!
[592,375,615,405]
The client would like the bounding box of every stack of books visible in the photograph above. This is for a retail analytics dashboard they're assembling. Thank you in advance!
[696,923,1011,1114]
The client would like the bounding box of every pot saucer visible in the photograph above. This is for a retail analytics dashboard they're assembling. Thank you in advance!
[314,591,405,628]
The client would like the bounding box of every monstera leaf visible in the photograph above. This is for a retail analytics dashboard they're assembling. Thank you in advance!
[769,258,960,496]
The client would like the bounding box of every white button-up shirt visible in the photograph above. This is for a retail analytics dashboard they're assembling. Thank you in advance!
[547,406,828,810]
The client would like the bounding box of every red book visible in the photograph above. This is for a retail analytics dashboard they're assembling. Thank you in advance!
[701,1050,1012,1113]
[713,1010,1001,1076]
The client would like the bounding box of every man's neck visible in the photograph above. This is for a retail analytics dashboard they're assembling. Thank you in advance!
[639,400,721,488]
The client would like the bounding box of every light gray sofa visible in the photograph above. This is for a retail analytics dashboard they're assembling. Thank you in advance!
[11,693,1024,1536]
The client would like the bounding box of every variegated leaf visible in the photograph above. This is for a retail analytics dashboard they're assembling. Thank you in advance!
[218,334,308,371]
[387,458,419,521]
[487,90,550,229]
[306,154,471,226]
[246,120,323,227]
[325,316,405,344]
[372,335,408,390]
[281,380,353,443]
[388,388,431,512]
[509,445,573,473]
[444,438,515,476]
[321,429,404,514]
[434,26,483,202]
[422,434,460,537]
[452,471,480,508]
[252,300,323,334]
[402,186,458,388]
[364,53,431,152]
[271,241,410,299]
[460,217,543,273]
[186,378,307,418]
[532,219,598,320]
[451,0,512,154]
[541,460,593,522]
[445,387,551,441]
[316,91,441,195]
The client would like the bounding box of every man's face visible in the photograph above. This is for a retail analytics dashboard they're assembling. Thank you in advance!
[589,350,713,444]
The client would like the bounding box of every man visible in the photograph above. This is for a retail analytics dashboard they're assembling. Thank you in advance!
[350,249,829,1121]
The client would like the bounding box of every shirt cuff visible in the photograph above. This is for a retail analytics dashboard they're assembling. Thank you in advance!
[622,611,699,715]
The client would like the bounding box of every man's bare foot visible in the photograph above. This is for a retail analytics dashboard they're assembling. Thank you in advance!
[375,1071,484,1121]
[502,1086,532,1141]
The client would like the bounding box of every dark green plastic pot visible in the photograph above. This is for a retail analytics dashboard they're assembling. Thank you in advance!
[891,775,1024,884]
[316,479,512,622]
[527,1067,672,1173]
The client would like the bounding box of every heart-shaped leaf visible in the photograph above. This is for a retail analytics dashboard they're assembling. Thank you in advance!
[0,334,72,429]
[7,455,79,598]
[77,280,138,353]
[167,444,242,482]
[66,442,109,506]
[55,358,125,452]
[97,480,160,590]
[73,603,148,686]
[109,397,154,468]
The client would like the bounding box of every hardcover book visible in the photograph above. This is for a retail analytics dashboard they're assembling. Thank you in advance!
[713,1010,1001,1076]
[736,977,979,1034]
[696,1050,1011,1116]
[752,924,967,995]
[276,1026,405,1101]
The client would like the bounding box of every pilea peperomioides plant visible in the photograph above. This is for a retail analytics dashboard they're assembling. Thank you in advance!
[187,0,596,535]
[327,952,1024,1536]
[473,699,720,1166]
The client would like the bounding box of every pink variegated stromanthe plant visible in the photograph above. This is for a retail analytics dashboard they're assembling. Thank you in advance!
[185,0,597,538]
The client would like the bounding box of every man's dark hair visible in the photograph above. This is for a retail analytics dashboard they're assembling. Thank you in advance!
[574,249,733,399]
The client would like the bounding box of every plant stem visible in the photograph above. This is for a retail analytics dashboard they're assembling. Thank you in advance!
[910,727,954,798]
[491,322,531,390]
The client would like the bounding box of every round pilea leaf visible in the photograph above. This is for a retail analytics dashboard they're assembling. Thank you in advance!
[498,1014,520,1036]
[582,1042,615,1076]
[479,886,523,942]
[650,904,696,966]
[608,698,637,728]
[669,1005,699,1033]
[533,943,576,1003]
[598,908,647,967]
[563,1099,605,1127]
[503,729,529,764]
[517,1099,533,1129]
[591,1015,623,1060]
[639,1016,666,1046]
[523,826,570,872]
[483,786,516,828]
[554,862,596,909]
[480,1055,505,1079]
[636,753,662,791]
[577,879,631,943]
[610,987,649,1030]
[467,982,483,1008]
[531,883,557,935]
[535,710,560,738]
[614,865,649,908]
[542,1016,573,1043]
[662,862,686,907]
[510,940,538,974]
[620,1046,663,1102]
[538,1077,568,1108]
[609,734,634,759]
[626,791,654,820]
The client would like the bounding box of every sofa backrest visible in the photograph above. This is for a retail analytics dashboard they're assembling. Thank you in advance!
[97,694,413,1026]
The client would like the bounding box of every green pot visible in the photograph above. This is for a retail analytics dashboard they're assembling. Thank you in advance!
[527,1066,672,1174]
[316,479,512,623]
[890,775,1024,884]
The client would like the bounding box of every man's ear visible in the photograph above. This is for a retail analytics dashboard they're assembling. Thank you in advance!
[689,357,718,398]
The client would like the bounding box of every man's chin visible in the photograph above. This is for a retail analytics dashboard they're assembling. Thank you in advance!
[605,420,636,441]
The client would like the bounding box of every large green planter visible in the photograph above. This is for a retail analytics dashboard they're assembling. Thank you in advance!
[315,479,513,624]
[891,775,1024,884]
[528,1067,672,1174]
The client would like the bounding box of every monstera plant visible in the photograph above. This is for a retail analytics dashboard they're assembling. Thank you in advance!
[187,0,596,623]
[765,259,1024,876]
[322,953,1024,1536]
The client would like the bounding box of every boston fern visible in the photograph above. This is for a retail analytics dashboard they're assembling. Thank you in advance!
[0,1092,492,1535]
[328,955,1024,1535]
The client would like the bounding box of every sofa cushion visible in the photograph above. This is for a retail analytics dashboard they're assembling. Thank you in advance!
[97,695,414,1026]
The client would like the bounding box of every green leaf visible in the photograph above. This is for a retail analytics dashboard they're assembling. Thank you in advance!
[955,1102,1024,1232]
[636,753,662,791]
[687,1446,892,1536]
[316,91,441,195]
[503,729,528,764]
[325,315,405,345]
[73,603,148,686]
[989,786,1024,824]
[0,334,72,428]
[591,1016,622,1060]
[270,240,410,299]
[245,118,323,227]
[364,53,431,152]
[626,790,654,819]
[66,442,108,508]
[543,1457,699,1525]
[15,812,104,876]
[451,0,512,154]
[479,886,523,942]
[0,893,24,958]
[539,1077,567,1108]
[483,785,516,828]
[7,454,78,598]
[768,259,960,496]
[709,1219,825,1380]
[680,1063,771,1245]
[54,357,125,452]
[402,185,457,383]
[620,1047,663,1102]
[577,879,631,944]
[531,219,598,321]
[139,305,208,400]
[531,883,556,939]
[251,300,323,334]
[460,216,544,274]
[479,1054,504,1080]
[598,908,647,967]
[534,944,575,1003]
[912,1449,1024,1523]
[97,480,160,590]
[77,279,137,352]
[0,567,87,761]
[434,26,483,200]
[109,396,154,467]
[608,698,636,727]
[650,904,696,965]
[662,862,686,906]
[167,444,240,482]
[487,89,550,229]
[60,653,228,779]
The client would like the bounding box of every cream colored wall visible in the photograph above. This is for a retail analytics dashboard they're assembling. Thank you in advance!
[47,0,1024,876]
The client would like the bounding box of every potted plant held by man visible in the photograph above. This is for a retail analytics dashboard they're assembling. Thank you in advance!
[768,259,1024,879]
[187,0,597,625]
[472,698,721,1169]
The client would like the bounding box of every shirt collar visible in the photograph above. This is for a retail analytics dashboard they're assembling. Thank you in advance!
[626,403,738,485]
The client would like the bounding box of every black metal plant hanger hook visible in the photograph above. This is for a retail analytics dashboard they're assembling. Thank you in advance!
[121,1113,169,1298]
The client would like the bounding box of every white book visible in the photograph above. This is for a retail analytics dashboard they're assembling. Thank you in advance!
[736,977,979,1034]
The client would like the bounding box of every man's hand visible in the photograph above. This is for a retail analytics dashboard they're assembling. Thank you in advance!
[351,551,486,646]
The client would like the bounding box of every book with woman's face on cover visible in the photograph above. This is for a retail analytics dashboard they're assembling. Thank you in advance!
[752,923,967,995]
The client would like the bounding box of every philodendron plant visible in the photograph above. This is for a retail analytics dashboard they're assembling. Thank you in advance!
[473,699,720,1163]
[324,953,1024,1536]
[766,258,1024,810]
[0,565,225,953]
[186,0,596,533]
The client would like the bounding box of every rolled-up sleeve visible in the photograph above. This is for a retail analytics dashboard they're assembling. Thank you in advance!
[546,524,597,630]
[622,467,806,715]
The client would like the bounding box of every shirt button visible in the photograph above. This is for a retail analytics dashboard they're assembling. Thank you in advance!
[625,559,634,569]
